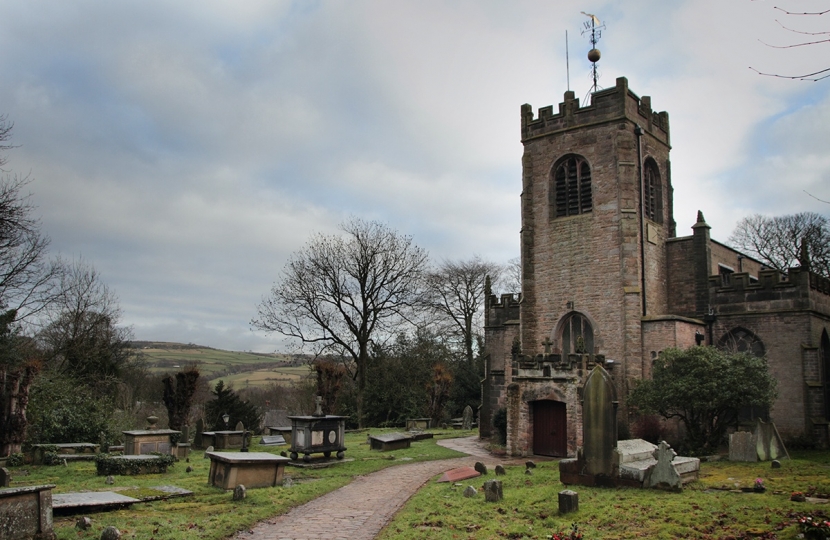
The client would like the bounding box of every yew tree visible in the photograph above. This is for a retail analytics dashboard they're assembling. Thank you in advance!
[629,346,777,454]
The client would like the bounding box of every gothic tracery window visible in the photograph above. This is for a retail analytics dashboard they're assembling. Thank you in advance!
[561,313,594,355]
[643,158,663,224]
[552,155,592,218]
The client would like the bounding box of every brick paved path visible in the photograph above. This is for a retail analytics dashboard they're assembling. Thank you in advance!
[230,437,518,540]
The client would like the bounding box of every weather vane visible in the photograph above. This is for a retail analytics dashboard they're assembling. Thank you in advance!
[580,12,605,95]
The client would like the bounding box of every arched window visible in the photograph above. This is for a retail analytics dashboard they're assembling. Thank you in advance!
[561,312,594,355]
[643,158,663,224]
[717,327,765,358]
[552,155,592,218]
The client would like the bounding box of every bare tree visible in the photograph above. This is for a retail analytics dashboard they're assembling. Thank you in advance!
[252,218,428,426]
[750,4,830,81]
[503,256,521,294]
[38,260,134,390]
[728,212,830,278]
[425,256,502,366]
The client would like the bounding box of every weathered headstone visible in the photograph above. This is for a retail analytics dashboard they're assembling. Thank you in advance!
[194,419,204,448]
[204,445,214,457]
[181,425,190,443]
[233,484,246,501]
[581,365,618,477]
[771,459,781,469]
[462,405,474,430]
[525,460,536,470]
[463,485,477,498]
[483,479,503,502]
[558,490,578,514]
[474,462,487,475]
[76,516,92,530]
[186,466,193,473]
[645,441,682,491]
[283,477,293,488]
[754,419,789,461]
[495,465,506,476]
[235,421,244,432]
[525,469,533,475]
[729,431,757,462]
[105,475,114,485]
[0,467,10,487]
[101,525,122,540]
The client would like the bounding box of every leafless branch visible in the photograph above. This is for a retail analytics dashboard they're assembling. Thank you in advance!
[749,65,830,81]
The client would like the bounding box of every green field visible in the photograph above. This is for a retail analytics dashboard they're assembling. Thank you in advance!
[135,342,313,388]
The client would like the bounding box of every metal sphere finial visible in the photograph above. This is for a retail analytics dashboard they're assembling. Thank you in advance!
[588,48,601,63]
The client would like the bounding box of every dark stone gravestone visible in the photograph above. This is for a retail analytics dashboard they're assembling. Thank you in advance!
[0,468,9,488]
[233,485,246,501]
[474,462,487,475]
[101,525,121,540]
[494,465,505,476]
[558,489,578,514]
[193,419,204,448]
[462,405,474,430]
[463,485,477,498]
[581,365,618,477]
[483,479,503,502]
[729,431,756,462]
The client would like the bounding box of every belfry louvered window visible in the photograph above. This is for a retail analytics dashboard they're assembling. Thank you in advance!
[643,159,663,224]
[553,155,592,218]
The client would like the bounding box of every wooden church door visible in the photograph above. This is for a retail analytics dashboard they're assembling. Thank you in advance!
[532,400,567,457]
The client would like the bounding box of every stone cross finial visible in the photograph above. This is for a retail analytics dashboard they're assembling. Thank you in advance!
[314,395,324,416]
[542,337,553,354]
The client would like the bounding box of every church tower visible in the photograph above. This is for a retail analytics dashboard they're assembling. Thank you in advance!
[519,76,673,393]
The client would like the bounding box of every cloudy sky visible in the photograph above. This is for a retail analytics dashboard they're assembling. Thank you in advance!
[0,0,827,352]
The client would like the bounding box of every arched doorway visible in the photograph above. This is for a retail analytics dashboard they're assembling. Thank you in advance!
[532,400,567,457]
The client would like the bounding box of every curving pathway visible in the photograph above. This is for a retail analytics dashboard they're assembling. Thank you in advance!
[229,436,521,540]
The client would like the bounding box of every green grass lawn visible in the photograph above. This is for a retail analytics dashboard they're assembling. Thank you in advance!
[6,429,472,540]
[378,450,830,540]
[9,438,830,540]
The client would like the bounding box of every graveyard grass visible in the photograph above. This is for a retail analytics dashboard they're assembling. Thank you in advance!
[8,429,471,540]
[379,450,830,540]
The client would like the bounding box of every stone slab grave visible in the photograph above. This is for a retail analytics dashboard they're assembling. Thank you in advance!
[0,484,55,540]
[52,486,193,516]
[405,418,431,431]
[368,432,413,451]
[409,432,434,441]
[206,451,290,490]
[96,454,172,476]
[267,427,292,445]
[560,365,699,489]
[436,466,481,483]
[122,429,180,456]
[260,435,286,446]
[32,443,99,465]
[52,492,140,515]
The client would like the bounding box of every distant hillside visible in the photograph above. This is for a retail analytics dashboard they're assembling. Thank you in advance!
[132,341,312,387]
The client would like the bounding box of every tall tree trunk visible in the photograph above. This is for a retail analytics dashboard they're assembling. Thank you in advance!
[0,363,38,456]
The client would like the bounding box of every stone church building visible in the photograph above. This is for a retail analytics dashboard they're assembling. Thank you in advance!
[481,77,830,457]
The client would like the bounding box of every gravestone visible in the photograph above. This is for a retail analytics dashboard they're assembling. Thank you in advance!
[0,467,9,488]
[483,479,503,502]
[233,485,246,501]
[729,431,757,462]
[495,465,506,476]
[76,516,92,530]
[462,405,474,430]
[204,445,214,457]
[645,441,682,490]
[581,365,618,477]
[474,462,487,475]
[525,461,536,470]
[194,419,204,448]
[463,485,477,498]
[181,425,190,443]
[235,421,244,432]
[754,419,789,461]
[101,525,121,540]
[558,490,578,514]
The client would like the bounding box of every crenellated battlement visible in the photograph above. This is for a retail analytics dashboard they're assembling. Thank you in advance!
[485,292,521,329]
[521,77,669,145]
[708,267,830,315]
